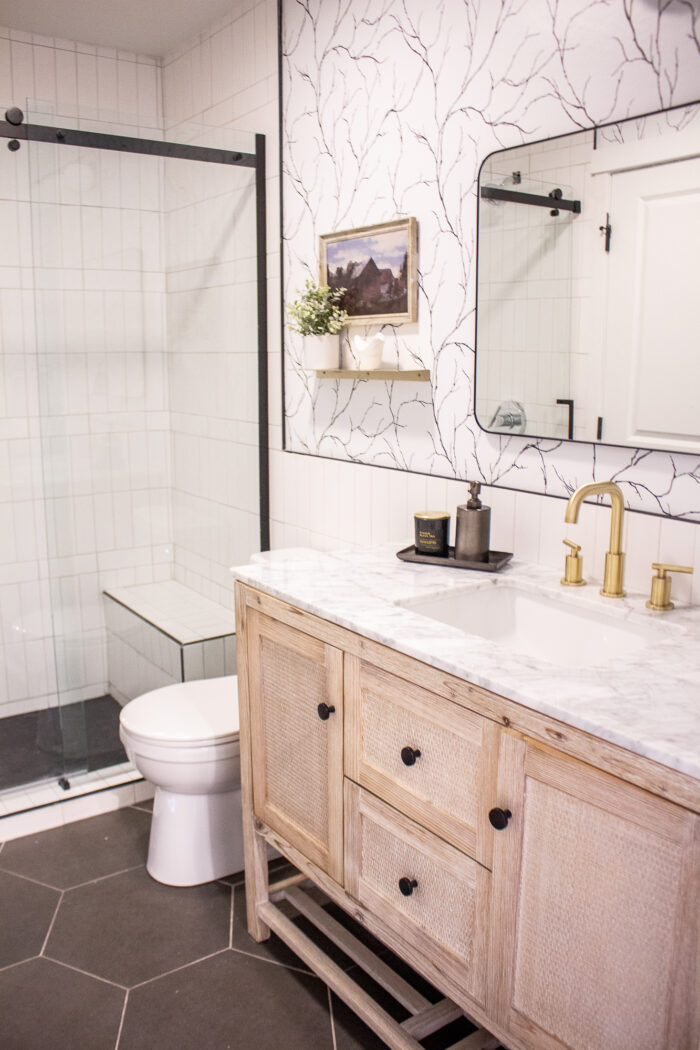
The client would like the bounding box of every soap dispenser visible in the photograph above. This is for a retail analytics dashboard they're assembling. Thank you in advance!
[455,482,491,563]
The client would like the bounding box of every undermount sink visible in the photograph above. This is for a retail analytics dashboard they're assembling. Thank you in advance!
[398,584,661,669]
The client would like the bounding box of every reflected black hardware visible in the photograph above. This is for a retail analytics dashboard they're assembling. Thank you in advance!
[488,807,512,830]
[597,417,604,440]
[399,877,418,896]
[512,170,521,184]
[317,703,335,721]
[556,398,575,440]
[599,213,612,252]
[549,188,563,216]
[401,746,422,766]
[480,185,581,214]
[7,139,20,151]
[5,107,23,125]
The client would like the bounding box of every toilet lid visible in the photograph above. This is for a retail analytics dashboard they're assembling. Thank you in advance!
[120,675,239,745]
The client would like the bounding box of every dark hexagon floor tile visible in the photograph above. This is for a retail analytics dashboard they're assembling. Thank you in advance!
[0,870,60,968]
[0,808,151,889]
[119,949,334,1050]
[46,866,231,987]
[0,957,124,1050]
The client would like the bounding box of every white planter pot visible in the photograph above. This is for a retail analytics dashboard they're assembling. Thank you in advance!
[303,334,339,369]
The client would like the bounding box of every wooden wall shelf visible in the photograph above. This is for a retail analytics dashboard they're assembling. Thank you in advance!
[315,369,430,382]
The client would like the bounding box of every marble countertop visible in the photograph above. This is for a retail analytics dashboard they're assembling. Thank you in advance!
[231,546,700,781]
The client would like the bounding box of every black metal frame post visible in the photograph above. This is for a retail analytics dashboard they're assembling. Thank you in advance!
[255,133,270,551]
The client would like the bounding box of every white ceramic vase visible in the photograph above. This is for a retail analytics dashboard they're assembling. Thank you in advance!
[303,333,339,369]
[351,332,384,370]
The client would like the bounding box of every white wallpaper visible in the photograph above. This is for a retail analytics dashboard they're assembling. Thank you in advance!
[282,0,700,520]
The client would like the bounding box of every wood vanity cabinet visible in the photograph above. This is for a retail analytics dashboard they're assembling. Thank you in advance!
[243,607,344,882]
[236,584,699,1050]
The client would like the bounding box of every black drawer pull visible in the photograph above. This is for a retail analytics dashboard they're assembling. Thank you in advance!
[398,877,418,897]
[488,807,512,830]
[317,703,335,721]
[401,746,421,766]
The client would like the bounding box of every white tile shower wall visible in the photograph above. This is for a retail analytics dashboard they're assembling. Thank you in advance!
[161,0,277,611]
[0,28,172,714]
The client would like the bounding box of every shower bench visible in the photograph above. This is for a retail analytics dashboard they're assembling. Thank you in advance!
[103,581,237,705]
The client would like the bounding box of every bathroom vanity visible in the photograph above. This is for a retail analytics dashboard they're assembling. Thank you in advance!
[232,549,699,1050]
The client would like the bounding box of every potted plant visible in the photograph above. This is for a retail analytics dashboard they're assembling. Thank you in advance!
[287,279,348,369]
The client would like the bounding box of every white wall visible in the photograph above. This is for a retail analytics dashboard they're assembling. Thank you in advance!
[0,28,171,715]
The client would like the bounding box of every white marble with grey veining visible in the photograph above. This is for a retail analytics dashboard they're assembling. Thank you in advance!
[233,546,700,781]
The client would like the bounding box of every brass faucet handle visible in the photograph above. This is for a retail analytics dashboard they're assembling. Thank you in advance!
[561,538,585,587]
[646,563,694,611]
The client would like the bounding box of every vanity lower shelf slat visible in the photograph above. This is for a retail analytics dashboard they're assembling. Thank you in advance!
[259,880,497,1050]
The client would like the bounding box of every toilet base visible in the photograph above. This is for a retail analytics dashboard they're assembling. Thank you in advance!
[147,785,244,886]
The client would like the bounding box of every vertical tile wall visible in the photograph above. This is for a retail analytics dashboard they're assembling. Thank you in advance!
[161,0,277,612]
[0,28,172,716]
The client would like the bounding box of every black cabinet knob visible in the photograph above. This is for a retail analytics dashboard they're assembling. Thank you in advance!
[317,703,335,721]
[400,746,421,766]
[398,877,418,897]
[488,807,512,830]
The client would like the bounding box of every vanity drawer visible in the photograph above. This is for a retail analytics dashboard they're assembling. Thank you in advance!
[345,658,498,864]
[345,780,490,1007]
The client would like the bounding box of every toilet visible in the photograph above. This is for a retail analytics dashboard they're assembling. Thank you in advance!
[119,675,243,887]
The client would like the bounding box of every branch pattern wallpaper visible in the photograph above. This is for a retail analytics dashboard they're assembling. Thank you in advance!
[281,0,700,519]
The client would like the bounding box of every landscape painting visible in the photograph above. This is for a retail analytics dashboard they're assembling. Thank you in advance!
[320,218,417,324]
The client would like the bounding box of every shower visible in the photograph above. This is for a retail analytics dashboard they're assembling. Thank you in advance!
[0,102,268,821]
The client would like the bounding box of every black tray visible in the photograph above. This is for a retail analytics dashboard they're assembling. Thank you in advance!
[396,545,513,572]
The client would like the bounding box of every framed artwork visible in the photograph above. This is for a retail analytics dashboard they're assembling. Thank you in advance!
[319,218,418,325]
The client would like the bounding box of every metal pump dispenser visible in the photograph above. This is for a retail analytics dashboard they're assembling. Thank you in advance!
[455,482,491,563]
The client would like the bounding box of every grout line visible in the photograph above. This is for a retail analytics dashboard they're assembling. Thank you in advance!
[128,948,230,991]
[228,944,315,978]
[328,985,338,1050]
[0,956,40,975]
[229,885,235,948]
[40,890,65,954]
[129,803,153,814]
[114,990,129,1050]
[43,955,129,991]
[63,863,146,892]
[0,867,63,892]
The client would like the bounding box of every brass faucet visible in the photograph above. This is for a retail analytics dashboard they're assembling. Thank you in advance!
[564,481,625,598]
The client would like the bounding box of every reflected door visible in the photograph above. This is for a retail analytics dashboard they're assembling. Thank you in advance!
[601,157,700,451]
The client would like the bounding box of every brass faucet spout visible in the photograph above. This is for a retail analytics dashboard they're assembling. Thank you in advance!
[563,482,625,597]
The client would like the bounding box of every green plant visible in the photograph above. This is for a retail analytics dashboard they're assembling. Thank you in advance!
[287,279,348,336]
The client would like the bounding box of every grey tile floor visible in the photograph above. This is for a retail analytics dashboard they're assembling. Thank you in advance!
[0,804,501,1050]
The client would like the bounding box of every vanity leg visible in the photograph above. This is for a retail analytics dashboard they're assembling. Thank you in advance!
[235,585,270,942]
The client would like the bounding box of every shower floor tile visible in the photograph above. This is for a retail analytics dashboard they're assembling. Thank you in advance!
[0,695,127,793]
[0,807,504,1050]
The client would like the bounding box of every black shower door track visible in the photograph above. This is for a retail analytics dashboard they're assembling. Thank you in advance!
[1,114,270,552]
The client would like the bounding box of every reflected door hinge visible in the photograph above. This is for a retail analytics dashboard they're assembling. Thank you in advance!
[599,214,612,252]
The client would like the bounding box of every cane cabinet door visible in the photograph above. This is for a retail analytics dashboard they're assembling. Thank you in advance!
[245,608,344,882]
[492,735,699,1050]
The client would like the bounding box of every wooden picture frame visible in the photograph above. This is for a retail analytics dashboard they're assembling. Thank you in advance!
[319,218,418,326]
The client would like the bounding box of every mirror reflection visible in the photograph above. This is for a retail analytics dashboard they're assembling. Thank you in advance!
[475,102,700,454]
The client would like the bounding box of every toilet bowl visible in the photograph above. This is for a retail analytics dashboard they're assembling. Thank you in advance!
[119,675,242,887]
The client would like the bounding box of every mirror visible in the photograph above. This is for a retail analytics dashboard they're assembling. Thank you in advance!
[474,101,700,454]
